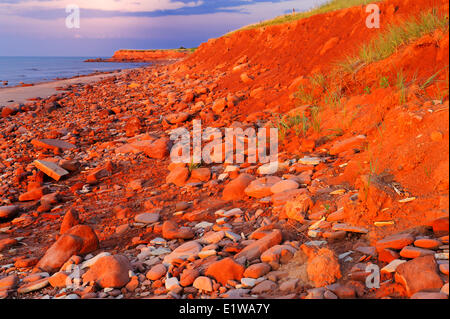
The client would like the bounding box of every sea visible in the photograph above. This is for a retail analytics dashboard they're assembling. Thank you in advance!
[0,56,149,87]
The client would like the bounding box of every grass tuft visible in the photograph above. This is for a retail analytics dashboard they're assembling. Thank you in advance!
[343,10,449,68]
[232,0,376,34]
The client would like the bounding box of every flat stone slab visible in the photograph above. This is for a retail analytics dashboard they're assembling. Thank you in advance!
[332,223,368,234]
[33,160,69,181]
[134,213,160,224]
[31,139,76,151]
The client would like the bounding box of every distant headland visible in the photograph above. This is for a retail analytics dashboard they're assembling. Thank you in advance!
[85,48,195,63]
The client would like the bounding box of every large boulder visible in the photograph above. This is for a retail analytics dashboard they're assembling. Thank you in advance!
[205,257,244,285]
[395,255,444,297]
[36,234,83,273]
[66,225,99,255]
[82,255,131,288]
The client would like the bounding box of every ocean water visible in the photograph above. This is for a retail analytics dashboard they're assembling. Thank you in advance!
[0,56,149,87]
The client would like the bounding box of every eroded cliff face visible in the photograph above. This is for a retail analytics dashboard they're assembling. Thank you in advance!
[109,49,191,62]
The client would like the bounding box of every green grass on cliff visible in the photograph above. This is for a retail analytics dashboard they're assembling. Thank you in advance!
[229,0,379,34]
[340,9,449,71]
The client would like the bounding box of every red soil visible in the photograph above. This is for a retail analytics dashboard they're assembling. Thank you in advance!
[110,49,191,62]
[169,0,449,234]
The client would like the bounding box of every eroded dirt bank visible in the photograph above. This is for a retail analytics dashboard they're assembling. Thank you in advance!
[0,0,448,300]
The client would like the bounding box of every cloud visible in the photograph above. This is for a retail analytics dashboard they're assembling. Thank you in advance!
[0,0,327,56]
[0,0,205,13]
[0,0,316,19]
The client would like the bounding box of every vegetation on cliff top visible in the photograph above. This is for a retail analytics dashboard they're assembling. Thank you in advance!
[230,0,379,34]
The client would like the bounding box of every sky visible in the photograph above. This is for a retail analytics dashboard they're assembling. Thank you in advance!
[0,0,328,57]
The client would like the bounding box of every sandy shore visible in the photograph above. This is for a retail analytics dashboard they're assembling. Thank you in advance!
[0,70,127,107]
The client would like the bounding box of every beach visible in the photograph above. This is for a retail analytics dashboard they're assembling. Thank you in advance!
[0,70,128,107]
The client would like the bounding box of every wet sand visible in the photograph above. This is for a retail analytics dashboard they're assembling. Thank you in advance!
[0,71,127,107]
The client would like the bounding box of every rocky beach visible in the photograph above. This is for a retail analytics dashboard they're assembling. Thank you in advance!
[0,0,448,301]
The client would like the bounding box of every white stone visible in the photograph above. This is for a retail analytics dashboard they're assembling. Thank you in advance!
[241,278,257,288]
[198,250,216,259]
[381,259,407,273]
[298,156,322,165]
[165,277,181,291]
[81,252,111,269]
[150,237,167,245]
[195,221,214,229]
[224,165,239,173]
[257,162,279,175]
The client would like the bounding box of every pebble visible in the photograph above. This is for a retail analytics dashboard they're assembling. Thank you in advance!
[134,212,160,224]
[400,246,435,258]
[193,276,213,292]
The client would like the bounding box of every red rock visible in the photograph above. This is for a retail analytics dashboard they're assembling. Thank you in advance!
[251,280,277,294]
[146,264,167,281]
[331,223,368,234]
[205,257,244,285]
[31,139,76,151]
[66,225,99,254]
[82,255,131,288]
[378,248,400,263]
[191,168,211,182]
[60,208,80,234]
[439,263,449,275]
[193,276,213,292]
[284,193,313,223]
[395,255,443,297]
[126,276,139,291]
[162,221,194,240]
[0,238,17,252]
[329,135,366,156]
[163,241,202,264]
[180,268,199,286]
[414,238,442,250]
[212,98,227,114]
[165,112,189,124]
[131,137,170,159]
[376,233,415,251]
[243,263,271,278]
[36,234,83,273]
[33,159,69,181]
[135,212,160,224]
[244,176,281,198]
[400,246,435,259]
[303,247,342,287]
[18,187,48,201]
[328,283,356,299]
[166,167,189,186]
[125,117,142,137]
[14,257,39,268]
[48,272,70,288]
[234,229,282,261]
[86,166,112,184]
[261,245,296,264]
[0,205,19,219]
[0,275,18,291]
[223,173,255,201]
[272,188,307,206]
[270,179,299,194]
[17,278,49,294]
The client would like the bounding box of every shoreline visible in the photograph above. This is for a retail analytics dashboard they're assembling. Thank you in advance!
[0,59,178,107]
[0,69,123,90]
[0,69,134,107]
